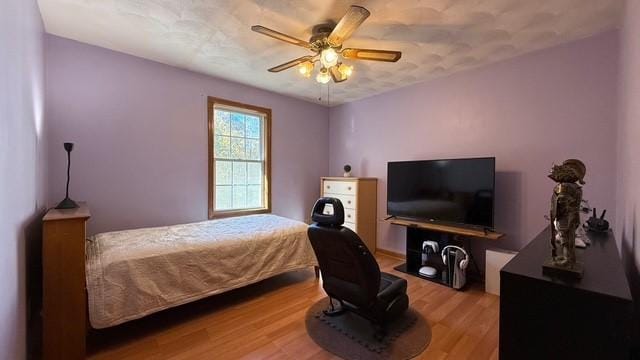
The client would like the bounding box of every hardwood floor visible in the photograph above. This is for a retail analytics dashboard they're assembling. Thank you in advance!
[87,254,499,359]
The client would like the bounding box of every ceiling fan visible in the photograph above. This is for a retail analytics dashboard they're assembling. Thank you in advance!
[251,5,402,84]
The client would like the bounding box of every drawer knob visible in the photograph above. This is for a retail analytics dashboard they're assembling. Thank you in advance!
[327,185,330,189]
[348,187,352,190]
[347,214,351,218]
[347,200,352,204]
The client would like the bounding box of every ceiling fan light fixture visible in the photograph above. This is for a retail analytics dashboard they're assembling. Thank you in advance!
[316,67,331,84]
[252,5,402,86]
[320,48,338,68]
[298,61,314,78]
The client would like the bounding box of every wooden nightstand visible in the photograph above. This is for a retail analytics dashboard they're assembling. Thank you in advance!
[42,202,90,360]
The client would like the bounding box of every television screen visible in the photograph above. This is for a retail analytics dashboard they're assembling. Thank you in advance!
[387,157,495,228]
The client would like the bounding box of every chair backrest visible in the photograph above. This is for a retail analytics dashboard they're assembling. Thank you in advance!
[308,197,381,307]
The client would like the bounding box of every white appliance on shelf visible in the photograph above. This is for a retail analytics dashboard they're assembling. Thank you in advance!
[419,240,439,278]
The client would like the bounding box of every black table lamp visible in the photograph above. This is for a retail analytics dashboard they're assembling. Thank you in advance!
[55,142,79,209]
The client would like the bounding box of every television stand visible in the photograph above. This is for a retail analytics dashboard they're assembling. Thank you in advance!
[388,218,504,240]
[387,218,504,289]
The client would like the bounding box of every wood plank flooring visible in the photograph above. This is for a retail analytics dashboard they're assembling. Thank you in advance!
[88,254,499,359]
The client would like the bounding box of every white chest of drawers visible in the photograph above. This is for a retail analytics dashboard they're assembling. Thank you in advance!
[320,177,377,253]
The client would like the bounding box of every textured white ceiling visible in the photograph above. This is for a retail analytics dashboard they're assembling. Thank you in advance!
[38,0,623,106]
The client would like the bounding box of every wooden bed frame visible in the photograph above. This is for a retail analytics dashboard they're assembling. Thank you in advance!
[42,202,319,360]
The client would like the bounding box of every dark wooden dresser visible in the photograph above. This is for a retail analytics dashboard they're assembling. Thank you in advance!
[500,226,633,360]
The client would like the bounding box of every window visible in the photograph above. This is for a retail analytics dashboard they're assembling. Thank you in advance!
[208,97,271,218]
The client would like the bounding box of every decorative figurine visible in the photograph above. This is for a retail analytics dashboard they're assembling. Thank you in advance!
[343,164,352,177]
[543,159,585,278]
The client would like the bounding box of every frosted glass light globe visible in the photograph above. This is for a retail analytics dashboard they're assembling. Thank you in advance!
[316,68,331,84]
[320,48,338,68]
[298,61,314,78]
[338,63,353,78]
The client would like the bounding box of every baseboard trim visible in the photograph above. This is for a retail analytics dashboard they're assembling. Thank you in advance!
[375,248,405,260]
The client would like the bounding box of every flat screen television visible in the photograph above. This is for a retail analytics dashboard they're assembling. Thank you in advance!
[387,157,495,229]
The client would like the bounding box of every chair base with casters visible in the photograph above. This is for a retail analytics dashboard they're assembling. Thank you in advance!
[324,272,409,340]
[308,197,409,340]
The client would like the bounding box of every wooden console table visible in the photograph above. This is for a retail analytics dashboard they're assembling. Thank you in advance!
[388,218,504,288]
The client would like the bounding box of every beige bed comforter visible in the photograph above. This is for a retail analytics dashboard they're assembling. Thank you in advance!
[86,214,317,329]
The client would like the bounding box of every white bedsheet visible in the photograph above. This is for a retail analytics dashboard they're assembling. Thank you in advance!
[86,214,317,328]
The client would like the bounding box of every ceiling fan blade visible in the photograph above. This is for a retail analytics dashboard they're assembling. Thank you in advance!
[341,48,402,62]
[251,25,312,49]
[268,56,314,72]
[327,5,370,47]
[329,66,347,83]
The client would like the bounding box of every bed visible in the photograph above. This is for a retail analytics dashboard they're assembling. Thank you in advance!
[85,214,317,329]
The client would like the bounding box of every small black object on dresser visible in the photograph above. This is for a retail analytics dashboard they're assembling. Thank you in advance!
[585,208,610,232]
[500,226,633,360]
[55,142,79,209]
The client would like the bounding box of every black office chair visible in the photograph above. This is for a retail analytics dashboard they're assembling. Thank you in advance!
[308,197,409,339]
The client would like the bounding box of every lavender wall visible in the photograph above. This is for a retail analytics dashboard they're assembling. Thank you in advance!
[0,0,46,358]
[329,31,619,260]
[45,35,329,235]
[617,0,640,301]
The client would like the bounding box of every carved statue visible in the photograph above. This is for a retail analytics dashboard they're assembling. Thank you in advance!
[544,159,585,277]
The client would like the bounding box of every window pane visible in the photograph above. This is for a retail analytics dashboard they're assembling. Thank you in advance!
[232,161,247,185]
[230,113,245,137]
[246,116,261,139]
[247,185,262,208]
[232,185,247,208]
[246,139,260,160]
[212,104,268,213]
[230,137,245,160]
[214,135,230,158]
[215,161,232,185]
[247,162,262,185]
[214,110,230,136]
[215,185,232,210]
